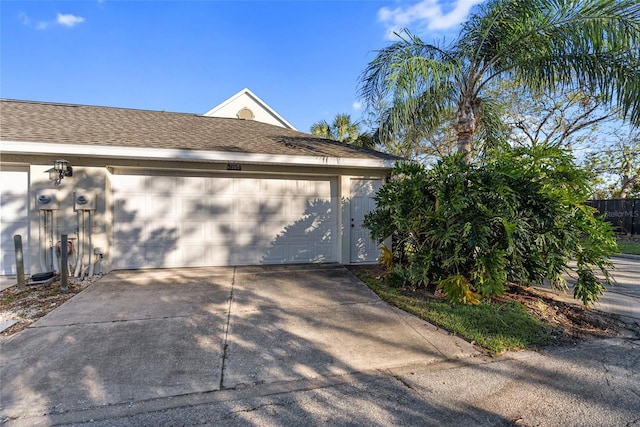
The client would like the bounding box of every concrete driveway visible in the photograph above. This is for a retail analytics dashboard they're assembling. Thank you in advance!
[0,265,479,423]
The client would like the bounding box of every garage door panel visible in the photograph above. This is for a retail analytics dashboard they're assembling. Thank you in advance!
[208,245,231,265]
[206,221,234,242]
[179,221,207,241]
[113,173,337,268]
[146,175,178,192]
[233,223,260,246]
[261,245,285,263]
[230,245,270,265]
[112,245,145,269]
[113,223,144,244]
[315,243,335,259]
[235,197,286,218]
[178,196,208,217]
[235,198,259,216]
[207,196,234,217]
[114,196,147,221]
[207,177,234,195]
[287,197,309,217]
[290,179,331,197]
[145,221,178,242]
[258,197,286,217]
[233,178,260,195]
[261,179,288,194]
[145,246,178,267]
[148,195,176,218]
[178,176,208,194]
[177,244,211,266]
[262,220,289,239]
[112,174,146,191]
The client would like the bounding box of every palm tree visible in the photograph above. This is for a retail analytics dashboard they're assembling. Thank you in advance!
[333,114,360,143]
[360,0,640,162]
[310,119,333,140]
[311,114,360,144]
[311,113,361,143]
[311,114,379,149]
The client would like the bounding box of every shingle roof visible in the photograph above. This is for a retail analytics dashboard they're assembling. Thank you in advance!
[0,99,399,161]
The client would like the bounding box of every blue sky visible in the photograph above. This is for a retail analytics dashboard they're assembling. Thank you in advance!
[1,0,482,132]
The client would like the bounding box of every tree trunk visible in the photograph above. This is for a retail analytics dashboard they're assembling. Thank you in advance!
[617,174,639,199]
[455,97,477,163]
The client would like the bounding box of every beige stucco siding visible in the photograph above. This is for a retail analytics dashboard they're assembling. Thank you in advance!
[1,152,390,273]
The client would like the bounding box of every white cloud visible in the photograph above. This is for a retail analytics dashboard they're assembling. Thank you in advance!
[20,12,85,30]
[56,13,85,27]
[18,12,84,30]
[353,101,363,110]
[378,0,484,39]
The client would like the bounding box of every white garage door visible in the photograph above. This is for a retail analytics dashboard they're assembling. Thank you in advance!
[111,171,338,269]
[0,166,30,275]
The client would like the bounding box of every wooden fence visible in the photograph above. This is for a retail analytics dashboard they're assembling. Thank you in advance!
[586,198,640,235]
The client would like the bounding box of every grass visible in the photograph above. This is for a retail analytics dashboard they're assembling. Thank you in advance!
[617,240,640,255]
[356,273,555,356]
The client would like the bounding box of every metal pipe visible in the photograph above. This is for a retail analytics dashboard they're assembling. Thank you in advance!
[87,210,94,277]
[74,210,84,278]
[51,210,59,273]
[39,211,47,272]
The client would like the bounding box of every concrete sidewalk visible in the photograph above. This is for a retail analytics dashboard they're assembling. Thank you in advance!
[537,256,640,322]
[0,276,17,292]
[0,265,480,424]
[35,337,640,427]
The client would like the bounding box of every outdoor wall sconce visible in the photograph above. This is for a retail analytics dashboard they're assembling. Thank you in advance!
[46,159,73,186]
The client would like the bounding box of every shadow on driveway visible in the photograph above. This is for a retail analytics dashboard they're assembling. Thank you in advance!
[0,265,479,422]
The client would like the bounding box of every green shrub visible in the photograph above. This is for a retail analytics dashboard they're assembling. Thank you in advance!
[365,146,617,305]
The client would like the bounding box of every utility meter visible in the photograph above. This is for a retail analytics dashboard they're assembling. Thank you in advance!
[35,190,59,210]
[74,190,96,210]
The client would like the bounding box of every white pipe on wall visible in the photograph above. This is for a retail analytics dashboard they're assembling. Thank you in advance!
[51,211,59,273]
[39,211,47,272]
[87,211,94,277]
[74,210,84,278]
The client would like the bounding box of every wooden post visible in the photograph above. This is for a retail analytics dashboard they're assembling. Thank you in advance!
[14,235,26,292]
[60,234,68,292]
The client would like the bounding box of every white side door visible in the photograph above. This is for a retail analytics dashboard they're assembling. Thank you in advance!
[350,179,382,263]
[0,166,30,275]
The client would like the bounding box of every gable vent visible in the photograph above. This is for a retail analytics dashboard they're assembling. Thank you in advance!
[237,107,254,120]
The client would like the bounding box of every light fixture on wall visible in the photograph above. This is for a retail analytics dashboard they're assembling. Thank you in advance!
[46,159,73,186]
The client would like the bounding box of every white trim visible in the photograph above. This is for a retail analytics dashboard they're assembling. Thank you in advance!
[203,88,297,130]
[1,141,396,169]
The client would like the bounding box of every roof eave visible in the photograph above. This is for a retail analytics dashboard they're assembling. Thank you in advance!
[0,141,396,169]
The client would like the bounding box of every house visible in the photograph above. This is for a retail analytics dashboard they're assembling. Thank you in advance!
[0,93,398,276]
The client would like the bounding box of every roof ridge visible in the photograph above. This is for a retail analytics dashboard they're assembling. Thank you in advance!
[0,98,201,117]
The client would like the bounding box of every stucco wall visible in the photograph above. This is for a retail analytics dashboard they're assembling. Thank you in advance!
[27,165,109,275]
[2,153,390,274]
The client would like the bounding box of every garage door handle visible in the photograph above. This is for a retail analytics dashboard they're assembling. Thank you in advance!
[351,224,354,227]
